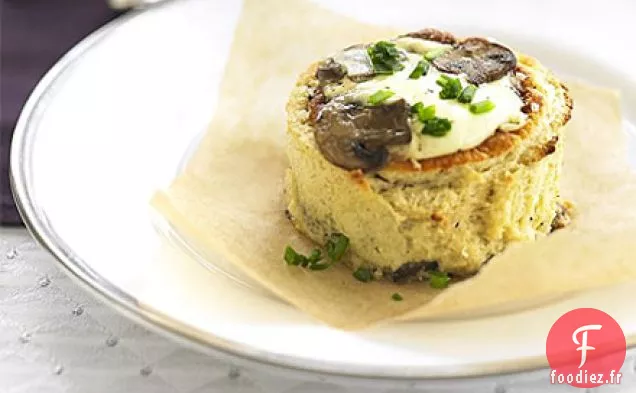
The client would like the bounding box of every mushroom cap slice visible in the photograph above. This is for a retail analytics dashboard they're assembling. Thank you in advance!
[403,28,457,45]
[314,99,412,171]
[432,37,517,84]
[332,44,376,82]
[316,58,347,82]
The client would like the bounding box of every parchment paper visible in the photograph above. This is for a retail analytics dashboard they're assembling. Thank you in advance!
[151,0,636,329]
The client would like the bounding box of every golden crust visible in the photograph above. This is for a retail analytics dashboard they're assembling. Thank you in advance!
[287,50,573,174]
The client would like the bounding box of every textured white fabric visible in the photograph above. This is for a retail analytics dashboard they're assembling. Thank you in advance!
[1,228,636,393]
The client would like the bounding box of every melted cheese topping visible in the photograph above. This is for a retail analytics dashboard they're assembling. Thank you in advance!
[339,47,527,161]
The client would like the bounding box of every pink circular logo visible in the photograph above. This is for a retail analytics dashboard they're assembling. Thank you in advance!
[546,308,626,388]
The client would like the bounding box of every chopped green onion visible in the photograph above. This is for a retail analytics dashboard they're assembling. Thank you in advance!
[436,74,450,85]
[391,293,403,301]
[422,118,452,137]
[470,100,496,114]
[424,47,449,61]
[429,271,451,289]
[284,246,325,269]
[368,89,395,105]
[309,262,332,271]
[458,85,478,104]
[367,41,405,75]
[326,233,350,262]
[284,246,304,266]
[408,60,430,79]
[437,75,463,100]
[353,267,373,283]
[284,234,350,272]
[307,249,322,264]
[411,102,436,122]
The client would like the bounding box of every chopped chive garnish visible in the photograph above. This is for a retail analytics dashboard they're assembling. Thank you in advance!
[284,246,323,268]
[326,233,350,262]
[307,249,322,264]
[353,267,373,283]
[284,246,304,266]
[470,100,496,114]
[436,74,450,85]
[391,293,403,301]
[368,89,395,105]
[458,85,478,104]
[368,41,405,75]
[308,262,331,271]
[429,271,451,289]
[284,233,350,272]
[424,47,449,61]
[412,102,436,122]
[408,60,430,79]
[437,75,463,100]
[422,117,452,137]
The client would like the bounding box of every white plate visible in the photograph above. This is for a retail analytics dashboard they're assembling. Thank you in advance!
[10,0,636,387]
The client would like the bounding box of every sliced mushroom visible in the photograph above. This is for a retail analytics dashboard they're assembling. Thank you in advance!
[307,88,326,124]
[332,44,375,82]
[403,28,457,45]
[316,58,346,82]
[314,99,412,170]
[432,37,517,84]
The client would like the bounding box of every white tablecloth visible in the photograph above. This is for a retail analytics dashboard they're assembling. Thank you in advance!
[2,227,636,393]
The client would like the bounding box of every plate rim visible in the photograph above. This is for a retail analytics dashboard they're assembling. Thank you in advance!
[9,1,636,384]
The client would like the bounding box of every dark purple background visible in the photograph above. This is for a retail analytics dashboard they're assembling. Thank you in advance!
[1,0,122,226]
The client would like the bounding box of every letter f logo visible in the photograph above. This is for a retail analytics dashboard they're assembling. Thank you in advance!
[572,324,602,368]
